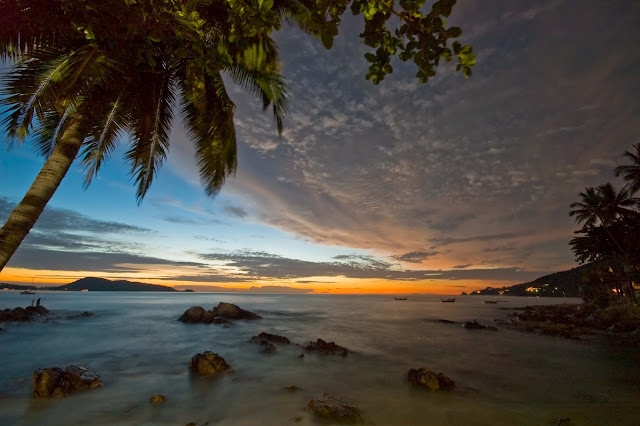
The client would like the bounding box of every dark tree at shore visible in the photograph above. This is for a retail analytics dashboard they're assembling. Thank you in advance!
[570,144,640,305]
[0,0,475,271]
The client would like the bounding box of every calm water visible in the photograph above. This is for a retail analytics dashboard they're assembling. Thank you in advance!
[0,292,639,425]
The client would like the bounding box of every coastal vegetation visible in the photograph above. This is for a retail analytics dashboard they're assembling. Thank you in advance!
[0,0,475,271]
[569,142,640,307]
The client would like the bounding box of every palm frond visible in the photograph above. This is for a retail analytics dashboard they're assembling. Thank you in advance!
[124,69,176,203]
[179,66,237,196]
[80,96,127,189]
[31,102,76,159]
[1,49,72,142]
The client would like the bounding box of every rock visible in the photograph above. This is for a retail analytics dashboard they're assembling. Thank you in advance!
[210,302,261,320]
[284,385,302,392]
[67,311,94,319]
[437,319,458,324]
[250,332,291,344]
[150,394,166,404]
[460,291,468,296]
[189,352,231,375]
[1,305,50,322]
[304,339,348,356]
[408,368,455,391]
[463,320,497,331]
[308,393,364,424]
[554,418,576,426]
[259,341,277,353]
[201,311,215,324]
[297,354,304,359]
[32,365,101,398]
[179,306,206,323]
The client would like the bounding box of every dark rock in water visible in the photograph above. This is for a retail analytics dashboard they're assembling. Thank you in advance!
[298,354,304,359]
[305,339,348,356]
[212,317,231,325]
[308,393,364,424]
[463,320,497,331]
[150,394,166,404]
[408,368,455,391]
[554,418,576,426]
[437,319,458,324]
[210,302,261,320]
[32,365,101,398]
[1,305,50,322]
[460,291,468,296]
[250,332,291,344]
[179,306,206,323]
[189,352,231,375]
[284,385,302,392]
[67,311,94,319]
[259,341,277,353]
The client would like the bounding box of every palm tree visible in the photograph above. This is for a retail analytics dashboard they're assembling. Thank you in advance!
[569,183,635,258]
[615,143,640,196]
[0,0,295,271]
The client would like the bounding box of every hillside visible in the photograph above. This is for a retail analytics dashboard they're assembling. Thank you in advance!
[53,277,177,292]
[469,264,594,297]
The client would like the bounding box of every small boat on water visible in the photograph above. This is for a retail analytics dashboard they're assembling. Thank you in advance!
[394,297,407,300]
[441,298,456,303]
[20,290,36,295]
[484,300,498,304]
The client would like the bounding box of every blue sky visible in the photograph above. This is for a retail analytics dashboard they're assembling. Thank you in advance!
[1,0,639,293]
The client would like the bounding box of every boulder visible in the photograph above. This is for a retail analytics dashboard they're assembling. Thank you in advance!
[179,306,206,323]
[189,352,231,375]
[250,332,291,344]
[408,368,455,391]
[308,393,364,424]
[32,365,101,398]
[1,305,50,322]
[210,302,261,320]
[150,394,166,404]
[285,385,302,393]
[305,338,348,356]
[67,311,94,319]
[259,341,277,353]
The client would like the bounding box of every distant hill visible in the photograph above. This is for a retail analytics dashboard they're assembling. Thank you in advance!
[469,264,594,297]
[53,277,177,292]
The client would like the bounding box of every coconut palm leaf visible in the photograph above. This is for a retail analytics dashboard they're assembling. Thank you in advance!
[179,66,237,196]
[80,95,128,189]
[124,69,176,202]
[615,143,640,196]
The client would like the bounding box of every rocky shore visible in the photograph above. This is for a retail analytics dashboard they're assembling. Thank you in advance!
[504,302,640,345]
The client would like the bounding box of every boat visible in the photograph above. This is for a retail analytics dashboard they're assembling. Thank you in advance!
[484,300,498,304]
[441,297,456,303]
[394,297,407,300]
[20,290,36,295]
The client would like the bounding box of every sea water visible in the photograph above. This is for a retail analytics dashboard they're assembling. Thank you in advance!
[0,292,638,425]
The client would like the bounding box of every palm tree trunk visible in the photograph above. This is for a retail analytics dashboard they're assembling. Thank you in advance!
[0,120,83,271]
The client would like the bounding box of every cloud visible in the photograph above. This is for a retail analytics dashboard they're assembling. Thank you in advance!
[393,251,439,264]
[0,197,150,234]
[195,250,547,282]
[224,205,248,218]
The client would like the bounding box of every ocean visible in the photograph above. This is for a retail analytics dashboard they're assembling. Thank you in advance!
[0,292,638,425]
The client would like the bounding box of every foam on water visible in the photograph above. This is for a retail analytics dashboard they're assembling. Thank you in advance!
[1,292,639,425]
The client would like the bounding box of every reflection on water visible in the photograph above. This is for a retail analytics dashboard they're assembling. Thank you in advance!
[1,292,639,425]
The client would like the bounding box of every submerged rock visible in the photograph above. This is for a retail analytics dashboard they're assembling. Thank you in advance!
[32,365,101,398]
[210,302,261,320]
[463,320,497,331]
[308,393,364,424]
[250,332,291,344]
[284,385,302,392]
[408,368,455,391]
[189,352,231,375]
[150,394,166,404]
[66,311,94,319]
[304,338,348,356]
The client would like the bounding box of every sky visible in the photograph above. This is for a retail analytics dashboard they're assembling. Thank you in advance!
[1,0,639,294]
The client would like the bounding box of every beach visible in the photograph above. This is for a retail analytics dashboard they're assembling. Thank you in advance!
[1,292,639,425]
